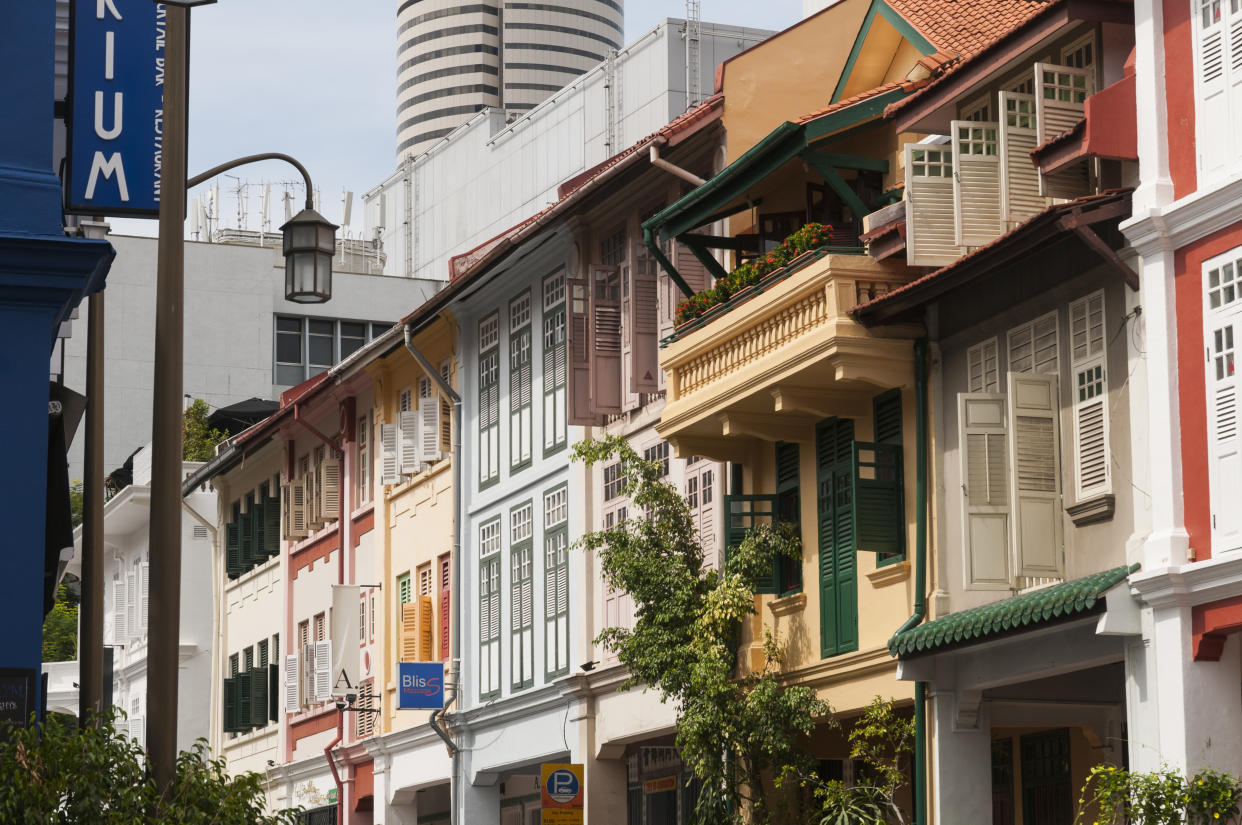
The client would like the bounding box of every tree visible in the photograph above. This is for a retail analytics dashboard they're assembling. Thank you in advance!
[0,712,301,825]
[183,399,228,462]
[574,435,828,824]
[42,582,78,662]
[69,479,83,527]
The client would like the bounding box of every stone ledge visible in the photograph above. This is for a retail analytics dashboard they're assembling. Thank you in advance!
[767,592,807,617]
[867,560,911,587]
[1067,493,1115,526]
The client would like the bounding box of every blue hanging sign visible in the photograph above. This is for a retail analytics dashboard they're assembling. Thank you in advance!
[397,662,445,710]
[65,0,170,217]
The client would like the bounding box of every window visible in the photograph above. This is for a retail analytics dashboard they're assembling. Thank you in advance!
[968,338,1000,393]
[1204,249,1242,552]
[314,612,326,642]
[510,502,535,689]
[418,563,433,597]
[909,146,952,178]
[274,316,388,387]
[774,442,802,596]
[815,417,859,657]
[600,226,626,266]
[356,412,371,506]
[479,518,502,698]
[258,639,269,668]
[298,620,309,653]
[359,599,367,642]
[543,270,568,454]
[397,571,411,629]
[1069,292,1109,499]
[686,462,718,568]
[1008,312,1059,375]
[439,360,453,454]
[510,291,533,471]
[225,486,280,580]
[1060,33,1095,71]
[399,387,412,413]
[642,441,670,477]
[544,486,570,677]
[603,462,625,501]
[1194,0,1237,176]
[479,313,501,487]
[961,94,992,122]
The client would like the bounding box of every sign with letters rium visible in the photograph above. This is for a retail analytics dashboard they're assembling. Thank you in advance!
[397,662,445,710]
[66,0,170,217]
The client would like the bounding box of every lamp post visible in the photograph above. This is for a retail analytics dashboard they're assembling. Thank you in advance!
[147,1,334,791]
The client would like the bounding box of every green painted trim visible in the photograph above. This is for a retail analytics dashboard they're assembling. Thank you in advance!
[875,1,935,54]
[679,233,755,252]
[644,228,694,298]
[804,151,890,174]
[686,239,730,282]
[804,87,909,140]
[830,0,882,104]
[801,155,869,220]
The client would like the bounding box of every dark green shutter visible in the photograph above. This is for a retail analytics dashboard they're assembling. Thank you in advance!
[852,442,905,555]
[264,495,282,557]
[225,521,241,579]
[774,442,801,594]
[238,668,252,733]
[817,418,858,657]
[252,495,265,564]
[250,666,268,728]
[723,493,780,593]
[873,389,903,445]
[817,465,837,658]
[223,676,238,733]
[269,663,280,722]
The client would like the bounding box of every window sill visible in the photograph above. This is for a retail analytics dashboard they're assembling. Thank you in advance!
[1066,493,1115,526]
[867,560,911,587]
[767,592,807,617]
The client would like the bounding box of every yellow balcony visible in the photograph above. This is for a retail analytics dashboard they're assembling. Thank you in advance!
[658,251,922,456]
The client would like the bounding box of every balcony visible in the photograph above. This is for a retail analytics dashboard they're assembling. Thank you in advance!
[657,250,921,455]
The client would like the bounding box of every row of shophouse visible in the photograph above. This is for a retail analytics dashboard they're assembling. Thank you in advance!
[140,0,1242,821]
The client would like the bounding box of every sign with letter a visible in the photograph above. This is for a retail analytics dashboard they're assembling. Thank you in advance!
[540,763,584,825]
[397,661,444,710]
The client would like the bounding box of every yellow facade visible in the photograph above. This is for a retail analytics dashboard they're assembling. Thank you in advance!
[366,314,458,735]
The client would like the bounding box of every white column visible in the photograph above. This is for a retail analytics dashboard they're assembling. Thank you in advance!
[929,687,993,825]
[1130,0,1175,212]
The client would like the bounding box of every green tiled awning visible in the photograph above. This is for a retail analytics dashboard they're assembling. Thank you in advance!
[889,564,1139,657]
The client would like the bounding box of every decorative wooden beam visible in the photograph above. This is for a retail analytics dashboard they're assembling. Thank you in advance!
[1057,213,1139,291]
[666,435,755,465]
[718,411,819,442]
[802,151,889,174]
[800,152,870,219]
[680,235,730,282]
[771,387,873,419]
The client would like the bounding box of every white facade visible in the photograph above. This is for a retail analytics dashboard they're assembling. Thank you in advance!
[367,19,771,283]
[58,448,216,750]
[58,233,437,481]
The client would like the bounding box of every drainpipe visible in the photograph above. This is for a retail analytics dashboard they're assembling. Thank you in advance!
[324,719,344,823]
[892,338,929,825]
[648,140,706,187]
[402,323,462,782]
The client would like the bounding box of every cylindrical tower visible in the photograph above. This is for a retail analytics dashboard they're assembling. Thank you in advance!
[396,0,624,160]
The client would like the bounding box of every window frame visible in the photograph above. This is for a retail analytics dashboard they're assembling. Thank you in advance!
[509,500,535,690]
[510,290,534,473]
[542,269,568,457]
[543,484,570,679]
[478,517,503,699]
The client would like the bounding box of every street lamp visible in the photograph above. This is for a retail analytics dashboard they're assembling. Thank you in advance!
[281,207,337,303]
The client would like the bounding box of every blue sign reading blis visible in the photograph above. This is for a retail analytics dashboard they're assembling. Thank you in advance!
[397,662,445,710]
[66,0,169,217]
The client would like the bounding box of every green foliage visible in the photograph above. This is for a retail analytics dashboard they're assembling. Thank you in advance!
[183,399,229,462]
[69,479,84,527]
[0,712,300,825]
[42,583,79,662]
[573,435,827,824]
[1077,763,1242,825]
[813,697,915,825]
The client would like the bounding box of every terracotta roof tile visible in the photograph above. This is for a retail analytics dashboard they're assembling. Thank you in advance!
[796,80,928,124]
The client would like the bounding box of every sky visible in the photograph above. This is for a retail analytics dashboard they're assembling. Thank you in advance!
[109,0,803,239]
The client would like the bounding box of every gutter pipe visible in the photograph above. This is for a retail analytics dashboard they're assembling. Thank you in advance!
[649,141,706,186]
[402,323,462,777]
[892,338,929,825]
[324,724,344,823]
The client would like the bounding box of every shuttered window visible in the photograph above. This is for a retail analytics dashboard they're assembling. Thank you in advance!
[478,313,500,488]
[951,120,1002,247]
[860,390,906,565]
[510,292,533,471]
[959,393,1011,588]
[686,463,718,570]
[904,142,960,267]
[968,338,1000,393]
[1008,371,1064,580]
[816,417,858,658]
[1008,312,1059,376]
[774,442,803,596]
[510,502,535,689]
[1069,291,1110,500]
[627,244,660,398]
[542,270,568,455]
[478,518,502,698]
[590,266,623,416]
[998,92,1044,227]
[356,413,371,505]
[1204,248,1242,552]
[438,553,451,661]
[1194,0,1242,177]
[1034,63,1093,199]
[544,486,570,678]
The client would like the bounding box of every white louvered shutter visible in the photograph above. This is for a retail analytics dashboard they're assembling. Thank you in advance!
[281,482,291,540]
[380,423,400,485]
[951,120,1002,247]
[399,409,421,475]
[126,572,137,641]
[960,394,1011,587]
[138,561,149,634]
[997,92,1044,226]
[112,579,128,645]
[313,640,332,702]
[904,142,960,267]
[629,253,660,394]
[1206,251,1242,551]
[319,457,340,520]
[1007,371,1064,578]
[1069,292,1110,499]
[130,714,144,746]
[420,400,442,463]
[302,643,317,706]
[440,361,453,453]
[290,480,307,539]
[284,653,301,712]
[304,459,319,528]
[1034,63,1093,198]
[1196,0,1231,175]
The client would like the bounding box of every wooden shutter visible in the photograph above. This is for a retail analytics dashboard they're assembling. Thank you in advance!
[567,273,596,425]
[418,595,434,661]
[279,483,291,546]
[852,442,904,554]
[590,266,623,414]
[950,120,1002,247]
[1007,372,1064,578]
[440,362,453,453]
[439,554,451,661]
[673,240,712,294]
[223,676,238,733]
[960,394,1011,586]
[304,460,320,528]
[240,508,254,568]
[284,653,300,712]
[138,561,149,632]
[629,256,660,394]
[126,572,136,641]
[380,423,400,485]
[313,639,332,702]
[112,579,127,645]
[225,520,241,578]
[1195,0,1230,174]
[400,602,419,662]
[1207,316,1242,550]
[816,418,857,657]
[420,399,442,463]
[1034,63,1093,198]
[237,667,252,731]
[399,410,421,475]
[998,92,1044,226]
[1070,293,1110,499]
[319,458,340,520]
[250,666,269,728]
[263,494,281,557]
[253,496,266,562]
[289,481,308,539]
[904,142,960,267]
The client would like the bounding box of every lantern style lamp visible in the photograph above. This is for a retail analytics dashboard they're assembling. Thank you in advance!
[281,207,337,303]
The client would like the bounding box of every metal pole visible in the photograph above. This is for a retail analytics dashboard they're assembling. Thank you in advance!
[147,3,188,791]
[79,220,110,728]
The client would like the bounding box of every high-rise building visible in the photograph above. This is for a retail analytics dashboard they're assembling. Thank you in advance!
[395,0,625,159]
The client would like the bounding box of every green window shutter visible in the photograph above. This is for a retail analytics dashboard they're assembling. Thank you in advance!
[723,493,780,593]
[833,459,859,653]
[250,666,269,728]
[269,663,279,722]
[240,507,254,570]
[873,388,903,444]
[223,676,238,733]
[852,442,905,555]
[817,418,858,658]
[252,497,265,565]
[774,442,802,594]
[225,522,241,579]
[817,468,838,658]
[238,668,253,733]
[264,495,282,557]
